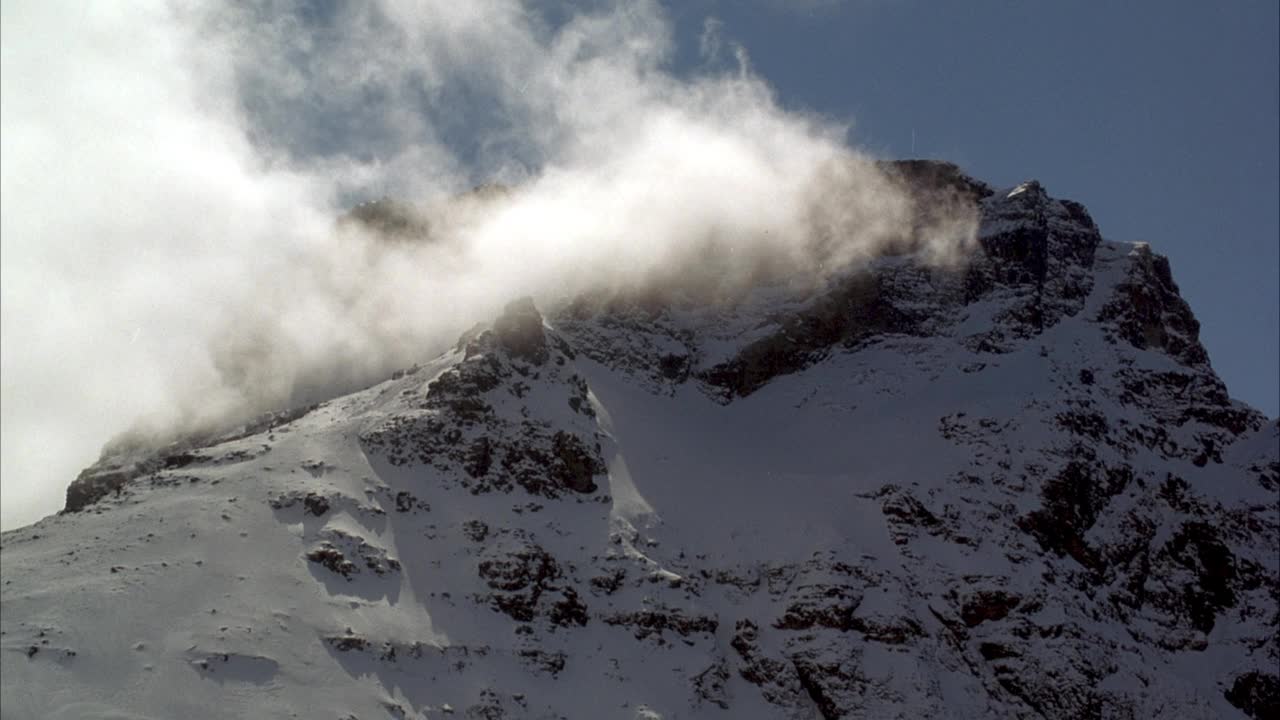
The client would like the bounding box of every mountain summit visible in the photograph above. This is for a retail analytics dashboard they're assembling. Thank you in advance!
[3,162,1277,719]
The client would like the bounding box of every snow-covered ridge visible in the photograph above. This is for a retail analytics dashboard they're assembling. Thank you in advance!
[3,162,1276,720]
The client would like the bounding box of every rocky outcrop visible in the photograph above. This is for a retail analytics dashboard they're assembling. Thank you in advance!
[64,404,313,512]
[492,297,550,365]
[700,272,918,399]
[1099,243,1208,366]
[1226,671,1280,719]
[305,529,400,580]
[358,300,605,499]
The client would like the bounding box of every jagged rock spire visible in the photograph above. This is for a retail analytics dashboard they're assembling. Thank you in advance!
[493,297,549,365]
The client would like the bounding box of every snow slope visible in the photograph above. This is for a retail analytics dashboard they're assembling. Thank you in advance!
[3,162,1276,719]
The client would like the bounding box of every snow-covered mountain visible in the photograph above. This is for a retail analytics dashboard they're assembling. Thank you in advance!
[3,161,1276,719]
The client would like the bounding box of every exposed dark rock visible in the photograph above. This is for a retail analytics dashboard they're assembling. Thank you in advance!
[879,485,978,547]
[566,374,595,415]
[66,403,315,513]
[1225,671,1280,720]
[848,614,925,644]
[604,607,717,642]
[465,437,493,478]
[478,546,560,594]
[306,545,358,579]
[1019,461,1132,571]
[589,568,626,595]
[361,315,604,500]
[692,659,731,709]
[774,584,861,632]
[791,652,859,720]
[549,431,601,493]
[981,184,1052,285]
[64,469,130,513]
[658,353,691,381]
[476,543,566,624]
[161,451,206,470]
[960,590,1021,627]
[881,488,942,541]
[548,588,589,628]
[1159,521,1237,634]
[493,298,549,365]
[882,159,993,204]
[1056,411,1109,441]
[394,490,427,513]
[462,520,489,543]
[496,426,605,498]
[979,642,1020,661]
[730,619,808,711]
[325,633,371,653]
[700,273,915,399]
[306,531,400,579]
[1098,244,1208,367]
[517,648,566,676]
[302,493,330,517]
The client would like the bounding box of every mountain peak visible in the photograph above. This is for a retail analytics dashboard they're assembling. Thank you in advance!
[492,297,550,365]
[1004,180,1046,199]
[7,164,1276,720]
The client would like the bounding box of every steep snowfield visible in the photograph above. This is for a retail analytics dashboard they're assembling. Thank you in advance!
[3,164,1276,719]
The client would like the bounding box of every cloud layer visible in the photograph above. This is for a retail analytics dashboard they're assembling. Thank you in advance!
[0,1,973,529]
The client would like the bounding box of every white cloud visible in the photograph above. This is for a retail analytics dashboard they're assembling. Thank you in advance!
[699,16,724,61]
[0,0,974,529]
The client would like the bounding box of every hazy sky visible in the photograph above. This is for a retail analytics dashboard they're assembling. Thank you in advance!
[1,1,1275,530]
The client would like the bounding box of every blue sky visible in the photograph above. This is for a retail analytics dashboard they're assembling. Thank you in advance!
[663,0,1279,416]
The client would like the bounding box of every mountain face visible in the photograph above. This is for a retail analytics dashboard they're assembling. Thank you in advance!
[3,161,1277,720]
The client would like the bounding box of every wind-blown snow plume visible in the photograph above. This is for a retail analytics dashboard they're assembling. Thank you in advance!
[0,0,976,528]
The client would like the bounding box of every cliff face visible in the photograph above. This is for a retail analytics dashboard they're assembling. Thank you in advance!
[6,163,1277,720]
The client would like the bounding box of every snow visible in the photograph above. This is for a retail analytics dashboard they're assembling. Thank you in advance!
[3,179,1276,719]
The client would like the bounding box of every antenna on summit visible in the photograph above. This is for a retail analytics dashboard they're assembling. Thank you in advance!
[911,128,916,156]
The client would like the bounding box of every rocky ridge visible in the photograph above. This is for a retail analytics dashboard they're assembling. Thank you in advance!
[3,161,1276,720]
